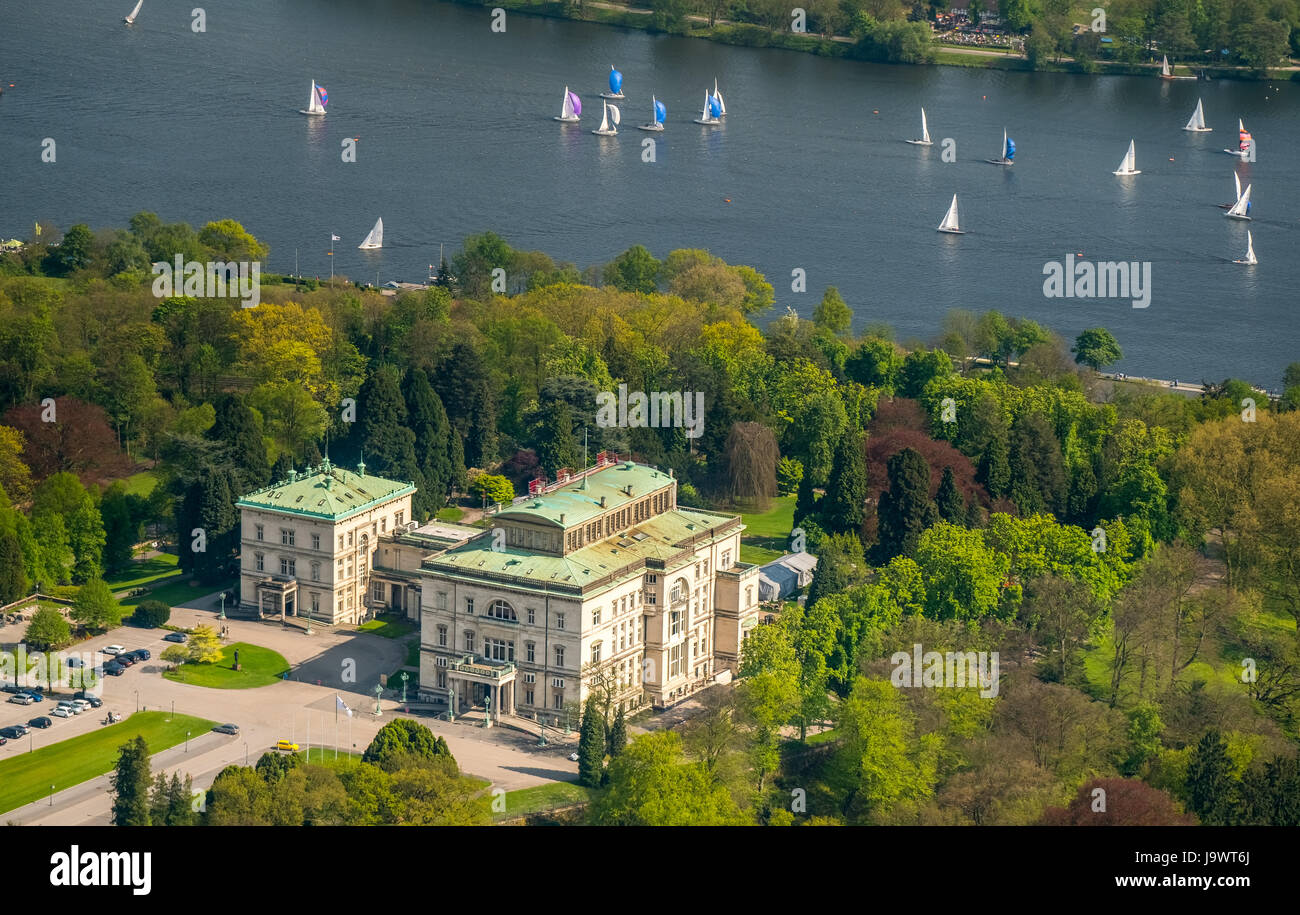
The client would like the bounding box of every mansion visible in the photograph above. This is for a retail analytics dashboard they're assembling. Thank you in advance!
[237,453,762,723]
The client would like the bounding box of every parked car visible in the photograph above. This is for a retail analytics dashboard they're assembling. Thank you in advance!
[275,739,299,752]
[51,706,72,718]
[26,691,44,702]
[213,723,239,735]
[114,656,135,668]
[7,694,33,705]
[0,736,6,745]
[2,683,26,693]
[132,649,151,661]
[102,645,125,656]
[163,632,187,643]
[103,663,125,677]
[0,725,25,739]
[71,699,91,712]
[66,657,84,668]
[74,692,103,707]
[28,716,52,729]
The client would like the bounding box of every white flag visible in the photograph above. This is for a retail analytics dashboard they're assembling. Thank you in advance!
[331,234,341,241]
[335,694,352,717]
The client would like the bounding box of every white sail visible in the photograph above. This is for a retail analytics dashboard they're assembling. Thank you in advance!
[937,194,962,233]
[559,86,575,120]
[1113,139,1139,175]
[598,101,609,132]
[1244,231,1256,265]
[1184,98,1209,131]
[1161,55,1171,77]
[1001,127,1006,157]
[609,104,620,127]
[921,108,930,144]
[125,0,142,23]
[714,78,726,117]
[1226,184,1252,219]
[359,218,383,250]
[308,81,326,115]
[1234,171,1241,201]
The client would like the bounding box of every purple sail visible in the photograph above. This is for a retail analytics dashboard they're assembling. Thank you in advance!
[569,92,582,117]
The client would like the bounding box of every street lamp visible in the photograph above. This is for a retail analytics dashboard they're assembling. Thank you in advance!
[244,742,248,766]
[400,671,408,705]
[185,730,190,752]
[49,784,54,806]
[134,690,139,712]
[373,682,383,716]
[218,592,226,621]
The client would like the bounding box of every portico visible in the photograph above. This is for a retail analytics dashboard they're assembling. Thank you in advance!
[446,655,517,718]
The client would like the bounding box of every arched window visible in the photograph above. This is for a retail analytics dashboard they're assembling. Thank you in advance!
[487,599,517,621]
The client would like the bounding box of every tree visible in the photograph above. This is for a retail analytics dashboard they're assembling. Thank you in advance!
[99,483,141,574]
[160,644,188,669]
[605,245,661,294]
[49,223,93,275]
[110,736,152,826]
[1072,327,1123,371]
[206,766,273,825]
[832,677,937,824]
[1009,410,1065,515]
[198,218,269,262]
[534,398,579,480]
[0,524,26,603]
[822,430,867,536]
[470,473,514,507]
[578,696,606,787]
[589,731,745,825]
[1039,778,1194,825]
[357,367,422,485]
[187,624,223,663]
[876,447,938,560]
[935,465,965,523]
[813,286,852,337]
[845,337,902,392]
[70,578,122,632]
[724,421,778,510]
[207,395,270,492]
[363,718,452,771]
[404,368,460,506]
[898,349,954,398]
[1184,730,1234,825]
[33,472,105,583]
[25,606,72,651]
[607,706,628,759]
[130,599,170,628]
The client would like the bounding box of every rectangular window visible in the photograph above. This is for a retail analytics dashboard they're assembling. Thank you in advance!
[556,612,565,631]
[527,607,535,625]
[380,517,386,533]
[347,531,354,547]
[552,692,563,710]
[647,592,656,606]
[336,558,344,578]
[464,631,475,653]
[310,592,320,613]
[746,587,753,607]
[466,598,474,615]
[436,592,448,611]
[437,670,447,688]
[525,689,534,705]
[526,642,535,663]
[255,553,264,572]
[437,625,447,647]
[280,558,296,576]
[669,644,683,678]
[255,524,264,541]
[722,550,731,568]
[593,607,602,627]
[591,642,602,664]
[396,511,404,527]
[554,646,565,667]
[311,533,320,551]
[281,528,295,546]
[671,611,681,637]
[372,583,384,601]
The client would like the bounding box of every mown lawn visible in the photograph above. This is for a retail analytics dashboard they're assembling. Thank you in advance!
[740,494,796,565]
[357,613,415,639]
[495,781,593,821]
[0,711,215,814]
[162,642,290,689]
[121,470,159,497]
[435,506,465,522]
[106,553,180,591]
[118,577,232,612]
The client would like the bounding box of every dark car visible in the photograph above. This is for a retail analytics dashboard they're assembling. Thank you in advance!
[114,656,135,668]
[212,723,239,735]
[103,663,125,676]
[0,724,28,739]
[127,649,151,662]
[1,683,27,694]
[74,692,104,707]
[163,632,187,643]
[28,716,52,729]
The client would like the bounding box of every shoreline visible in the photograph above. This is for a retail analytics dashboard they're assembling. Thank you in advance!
[450,0,1300,82]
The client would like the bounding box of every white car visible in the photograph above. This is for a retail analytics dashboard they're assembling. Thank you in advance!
[102,645,125,656]
[51,706,72,718]
[71,699,91,712]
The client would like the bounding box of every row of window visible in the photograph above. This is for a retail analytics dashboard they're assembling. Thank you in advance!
[435,626,570,668]
[252,511,406,551]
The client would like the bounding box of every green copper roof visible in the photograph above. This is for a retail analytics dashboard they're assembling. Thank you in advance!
[236,462,415,521]
[496,462,675,528]
[424,507,744,593]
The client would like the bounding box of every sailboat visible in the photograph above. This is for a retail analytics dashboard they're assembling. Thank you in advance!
[592,100,620,136]
[1159,55,1195,80]
[124,0,142,24]
[693,91,721,126]
[1224,119,1253,158]
[299,80,327,116]
[358,218,383,250]
[1232,230,1257,265]
[1113,139,1140,176]
[905,107,933,146]
[553,86,581,123]
[1225,183,1252,220]
[986,128,1015,165]
[1218,171,1242,209]
[600,66,625,100]
[936,195,965,234]
[713,78,726,118]
[638,95,666,132]
[1183,98,1211,132]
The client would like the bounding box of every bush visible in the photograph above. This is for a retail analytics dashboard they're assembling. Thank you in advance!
[130,599,171,628]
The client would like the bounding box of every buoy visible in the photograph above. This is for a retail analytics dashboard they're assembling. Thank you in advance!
[1169,157,1175,161]
[872,109,879,114]
[724,198,731,203]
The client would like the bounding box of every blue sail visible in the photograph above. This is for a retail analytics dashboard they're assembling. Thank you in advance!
[654,100,666,123]
[708,95,721,117]
[1005,137,1016,160]
[609,68,623,93]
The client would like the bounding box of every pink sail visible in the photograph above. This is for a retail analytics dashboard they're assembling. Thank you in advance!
[569,92,582,117]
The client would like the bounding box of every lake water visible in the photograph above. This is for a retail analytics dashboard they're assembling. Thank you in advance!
[2,0,1297,385]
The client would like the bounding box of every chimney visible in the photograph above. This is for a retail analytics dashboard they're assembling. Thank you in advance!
[600,496,607,508]
[559,513,566,523]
